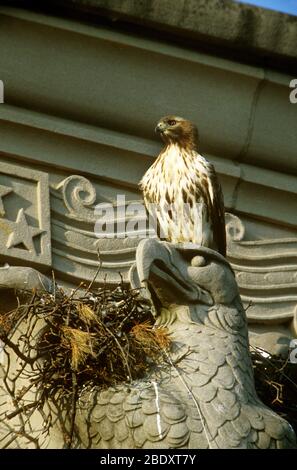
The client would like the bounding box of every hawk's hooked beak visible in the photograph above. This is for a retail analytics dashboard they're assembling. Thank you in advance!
[155,122,166,134]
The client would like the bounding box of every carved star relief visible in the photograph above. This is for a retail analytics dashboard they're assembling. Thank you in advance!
[6,208,45,255]
[0,184,12,216]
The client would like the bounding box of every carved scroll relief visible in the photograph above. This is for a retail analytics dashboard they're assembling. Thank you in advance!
[0,162,51,268]
[226,213,297,323]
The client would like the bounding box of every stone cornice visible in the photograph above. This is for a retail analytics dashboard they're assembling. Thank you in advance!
[0,7,296,177]
[68,0,297,62]
[5,0,297,73]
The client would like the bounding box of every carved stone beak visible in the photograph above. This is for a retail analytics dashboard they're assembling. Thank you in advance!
[130,239,213,307]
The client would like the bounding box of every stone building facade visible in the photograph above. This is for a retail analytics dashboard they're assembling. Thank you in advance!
[0,0,297,354]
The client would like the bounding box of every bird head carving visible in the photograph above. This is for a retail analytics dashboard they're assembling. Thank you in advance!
[155,115,199,150]
[130,239,218,309]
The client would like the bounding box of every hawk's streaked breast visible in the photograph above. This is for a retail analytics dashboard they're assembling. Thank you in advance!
[140,116,226,256]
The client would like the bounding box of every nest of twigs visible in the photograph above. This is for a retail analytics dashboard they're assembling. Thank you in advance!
[0,280,170,448]
[0,282,170,392]
[251,347,297,435]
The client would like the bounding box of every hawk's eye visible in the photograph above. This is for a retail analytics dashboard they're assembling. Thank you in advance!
[168,120,176,126]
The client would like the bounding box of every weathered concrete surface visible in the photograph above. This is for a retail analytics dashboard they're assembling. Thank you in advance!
[0,265,53,293]
[30,0,297,68]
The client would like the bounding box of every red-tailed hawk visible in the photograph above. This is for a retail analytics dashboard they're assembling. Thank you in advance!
[139,115,226,256]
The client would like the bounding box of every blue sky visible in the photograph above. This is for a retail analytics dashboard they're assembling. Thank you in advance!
[235,0,297,15]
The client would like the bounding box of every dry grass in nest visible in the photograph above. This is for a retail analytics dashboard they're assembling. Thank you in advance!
[131,321,171,351]
[61,326,98,371]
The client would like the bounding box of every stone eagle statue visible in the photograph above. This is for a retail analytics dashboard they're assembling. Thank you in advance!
[75,240,296,449]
